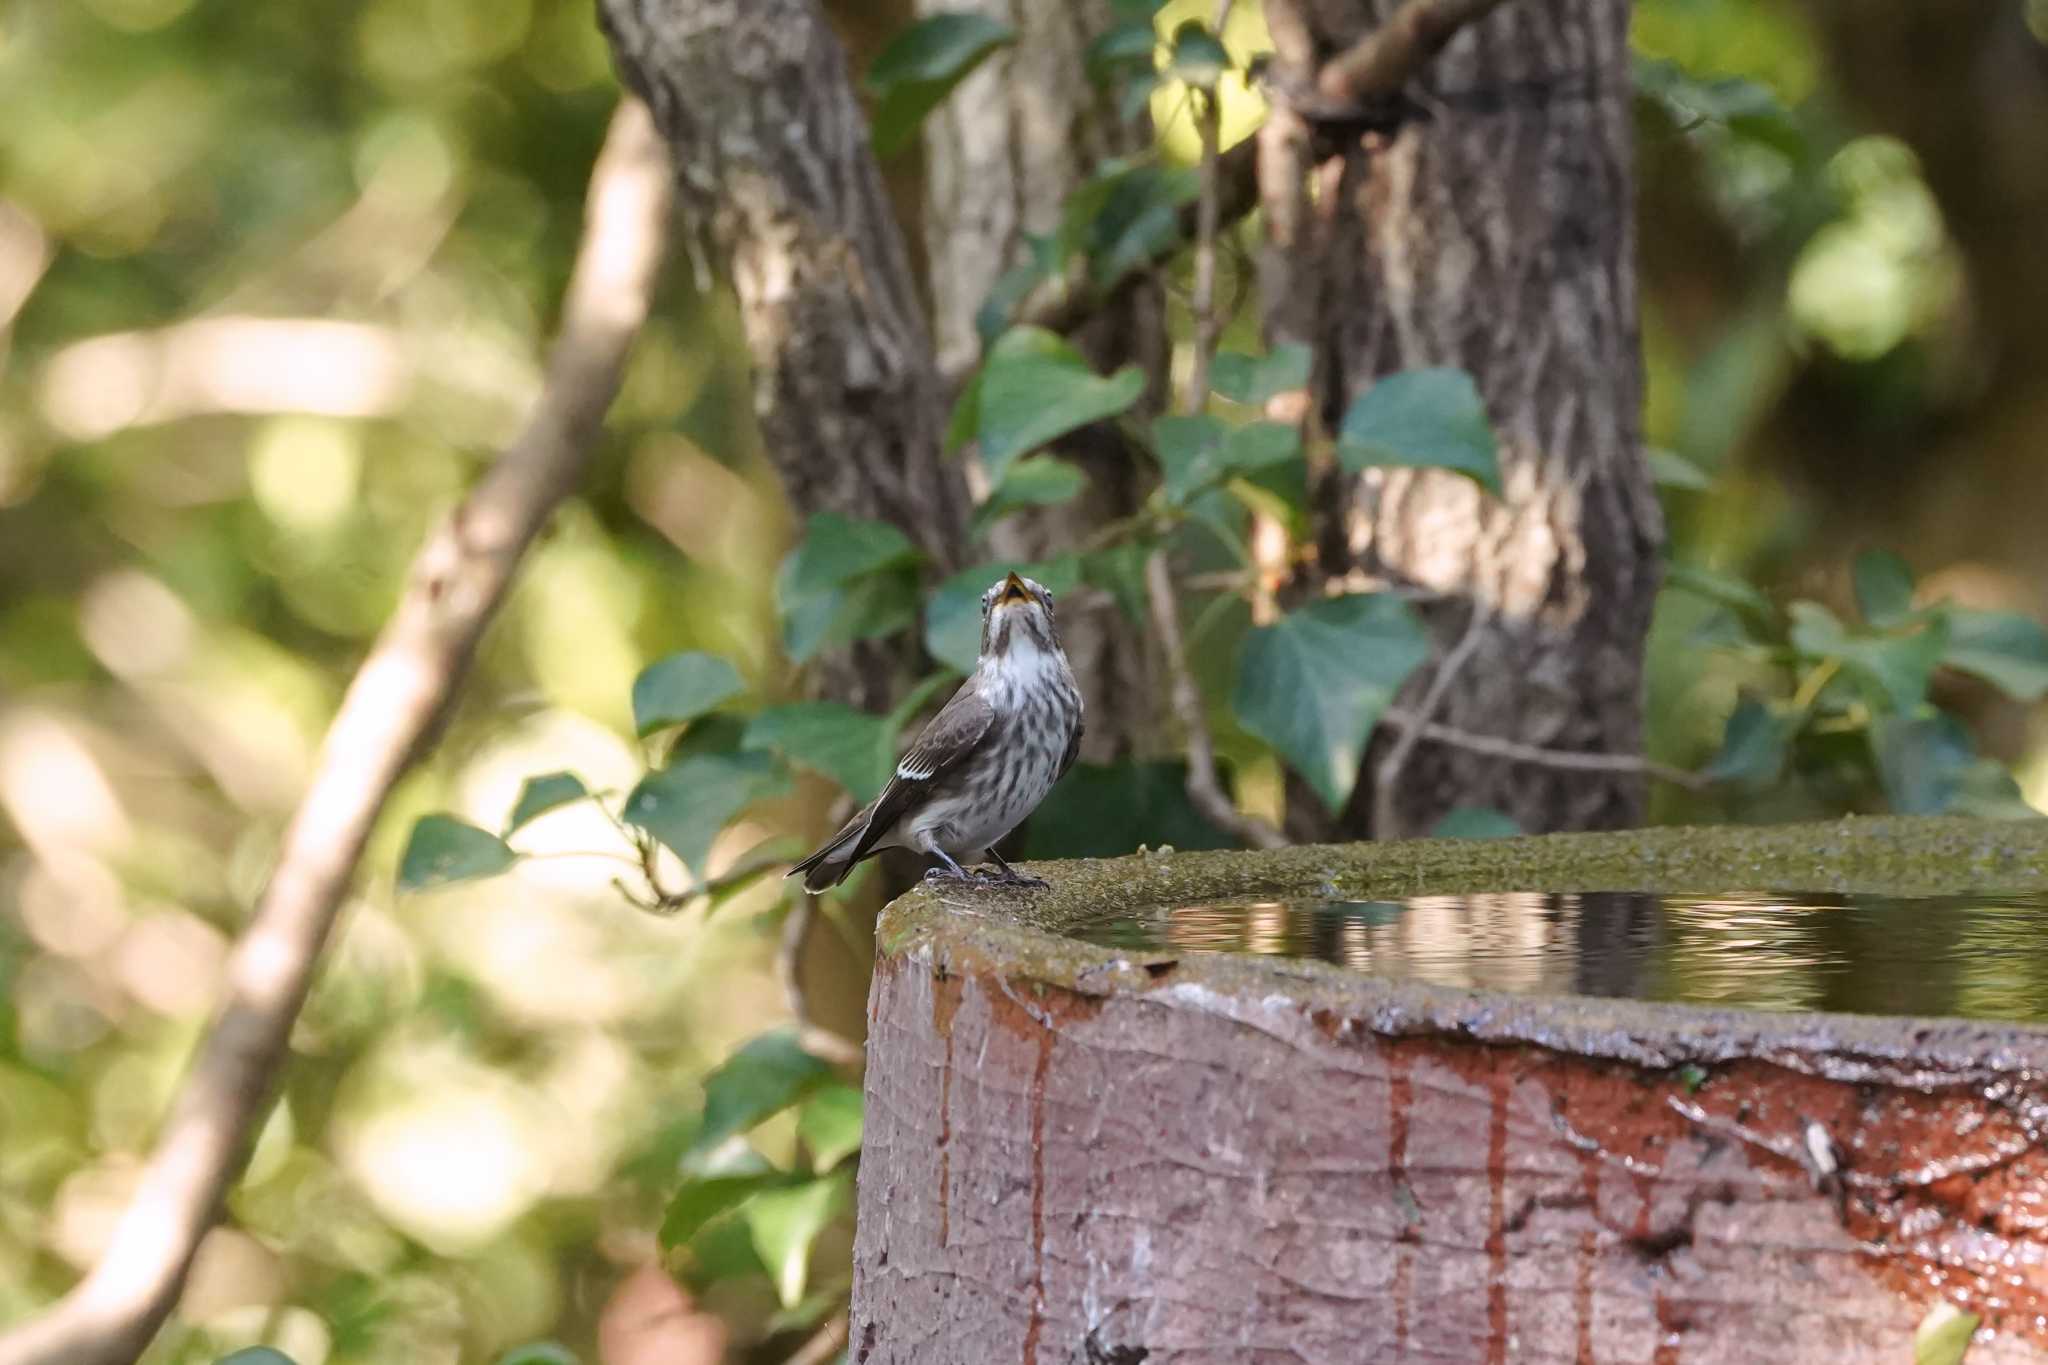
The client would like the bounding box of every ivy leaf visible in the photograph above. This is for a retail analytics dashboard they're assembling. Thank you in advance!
[1058,160,1200,293]
[660,1151,787,1252]
[631,652,745,738]
[777,513,922,664]
[745,1172,849,1309]
[923,557,1082,673]
[1336,368,1502,496]
[693,1031,836,1158]
[1664,561,1776,629]
[1019,759,1240,859]
[798,1084,865,1171]
[1085,19,1157,82]
[398,815,518,893]
[744,702,896,805]
[975,326,1147,483]
[1789,602,1948,712]
[1852,549,1916,628]
[623,751,789,879]
[1211,344,1312,407]
[1632,55,1803,157]
[503,772,589,836]
[1166,20,1230,87]
[1943,608,2048,702]
[1872,713,1977,815]
[1646,446,1712,491]
[971,456,1088,535]
[1703,697,1794,784]
[1231,593,1431,811]
[1431,807,1521,839]
[1151,415,1301,504]
[866,13,1016,157]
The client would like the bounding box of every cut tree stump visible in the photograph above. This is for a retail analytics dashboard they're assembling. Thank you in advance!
[851,818,2048,1363]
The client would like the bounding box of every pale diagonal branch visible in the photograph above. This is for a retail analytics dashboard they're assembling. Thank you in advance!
[0,98,673,1365]
[1317,0,1518,107]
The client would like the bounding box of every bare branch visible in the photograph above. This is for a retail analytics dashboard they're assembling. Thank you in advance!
[779,895,866,1069]
[1317,0,1518,108]
[0,98,673,1365]
[1373,604,1490,837]
[783,1311,851,1365]
[1378,707,1709,792]
[1146,549,1287,850]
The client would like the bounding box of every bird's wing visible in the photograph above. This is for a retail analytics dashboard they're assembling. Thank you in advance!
[1057,715,1084,782]
[835,680,996,867]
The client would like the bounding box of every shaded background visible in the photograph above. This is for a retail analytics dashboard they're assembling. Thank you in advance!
[3,0,2046,1360]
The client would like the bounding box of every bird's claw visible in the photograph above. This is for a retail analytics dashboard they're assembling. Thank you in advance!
[923,866,992,884]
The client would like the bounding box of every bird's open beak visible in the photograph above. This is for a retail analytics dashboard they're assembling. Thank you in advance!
[997,571,1032,606]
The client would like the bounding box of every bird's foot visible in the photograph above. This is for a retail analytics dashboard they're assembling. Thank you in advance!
[923,865,991,884]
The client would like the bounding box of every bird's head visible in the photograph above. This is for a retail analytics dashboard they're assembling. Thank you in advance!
[978,571,1062,662]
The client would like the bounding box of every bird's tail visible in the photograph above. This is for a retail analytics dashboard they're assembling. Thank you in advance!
[786,816,866,893]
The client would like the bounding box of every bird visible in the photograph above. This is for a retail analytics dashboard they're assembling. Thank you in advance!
[787,571,1084,893]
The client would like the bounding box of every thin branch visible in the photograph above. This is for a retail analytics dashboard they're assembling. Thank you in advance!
[778,895,865,1069]
[1378,707,1710,791]
[1146,548,1287,849]
[1182,2,1234,413]
[1317,0,1518,108]
[0,99,673,1365]
[1373,604,1490,837]
[784,1312,851,1365]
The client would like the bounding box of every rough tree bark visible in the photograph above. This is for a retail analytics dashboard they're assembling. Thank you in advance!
[1266,0,1662,839]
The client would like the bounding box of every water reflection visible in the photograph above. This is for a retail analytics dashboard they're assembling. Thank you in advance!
[1067,890,2048,1024]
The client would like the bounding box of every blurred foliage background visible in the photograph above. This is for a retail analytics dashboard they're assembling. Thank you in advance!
[3,0,2047,1361]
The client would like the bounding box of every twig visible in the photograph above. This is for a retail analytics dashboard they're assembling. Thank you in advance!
[1378,707,1710,791]
[1182,2,1234,413]
[1145,548,1286,849]
[784,1312,851,1365]
[0,99,673,1365]
[1372,604,1490,836]
[1316,0,1518,108]
[778,895,865,1068]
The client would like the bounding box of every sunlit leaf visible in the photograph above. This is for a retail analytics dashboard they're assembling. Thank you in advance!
[1431,807,1520,839]
[397,815,518,893]
[971,456,1089,535]
[1913,1301,1979,1365]
[976,326,1146,483]
[923,557,1083,674]
[1704,697,1795,785]
[1943,608,2048,702]
[1336,368,1502,495]
[745,1172,849,1308]
[798,1084,864,1171]
[661,1163,787,1251]
[623,751,789,878]
[1646,446,1712,491]
[1852,549,1916,628]
[745,702,896,805]
[1231,593,1431,811]
[692,1031,835,1157]
[1211,344,1312,407]
[1165,20,1230,87]
[631,652,745,738]
[777,513,922,663]
[504,772,589,836]
[866,13,1016,156]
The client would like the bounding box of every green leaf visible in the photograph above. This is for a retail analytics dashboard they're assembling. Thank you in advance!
[1166,20,1230,87]
[923,557,1083,674]
[631,652,745,738]
[216,1352,299,1365]
[1431,807,1521,840]
[1943,608,2048,703]
[1211,344,1312,407]
[777,513,922,664]
[1019,759,1240,859]
[1336,368,1502,495]
[1676,1064,1708,1094]
[1633,56,1803,157]
[1646,446,1712,491]
[1853,549,1916,628]
[1085,19,1158,81]
[677,1208,766,1290]
[745,1172,849,1308]
[503,772,589,836]
[976,326,1146,483]
[1790,602,1948,713]
[493,1345,579,1365]
[745,702,896,806]
[974,233,1064,343]
[798,1084,864,1171]
[1059,160,1200,293]
[661,1162,788,1252]
[1664,561,1776,628]
[866,13,1016,157]
[1704,697,1794,785]
[1151,415,1301,504]
[1871,713,1977,815]
[1914,1301,1979,1365]
[397,815,518,893]
[1231,593,1431,811]
[623,751,790,878]
[971,456,1088,535]
[694,1031,836,1157]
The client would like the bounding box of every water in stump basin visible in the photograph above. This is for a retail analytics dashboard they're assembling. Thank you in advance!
[1066,889,2048,1023]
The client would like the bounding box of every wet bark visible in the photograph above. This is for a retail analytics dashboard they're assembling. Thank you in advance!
[1266,0,1662,839]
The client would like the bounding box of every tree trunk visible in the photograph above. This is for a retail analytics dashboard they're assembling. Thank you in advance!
[1268,0,1662,838]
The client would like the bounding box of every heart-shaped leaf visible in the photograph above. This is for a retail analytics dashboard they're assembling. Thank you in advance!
[632,652,745,738]
[1151,414,1301,504]
[1852,549,1916,628]
[503,772,589,836]
[777,513,922,663]
[1943,608,2048,702]
[623,751,789,879]
[976,326,1146,482]
[1790,601,1948,713]
[866,13,1016,156]
[1166,20,1230,87]
[692,1031,835,1157]
[923,557,1082,673]
[745,702,896,805]
[971,456,1088,535]
[1211,344,1312,407]
[1703,697,1794,784]
[398,815,518,893]
[1231,593,1431,811]
[745,1172,849,1309]
[1337,367,1502,495]
[660,1145,788,1252]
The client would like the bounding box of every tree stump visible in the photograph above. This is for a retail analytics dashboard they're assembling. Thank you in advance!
[852,818,2048,1363]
